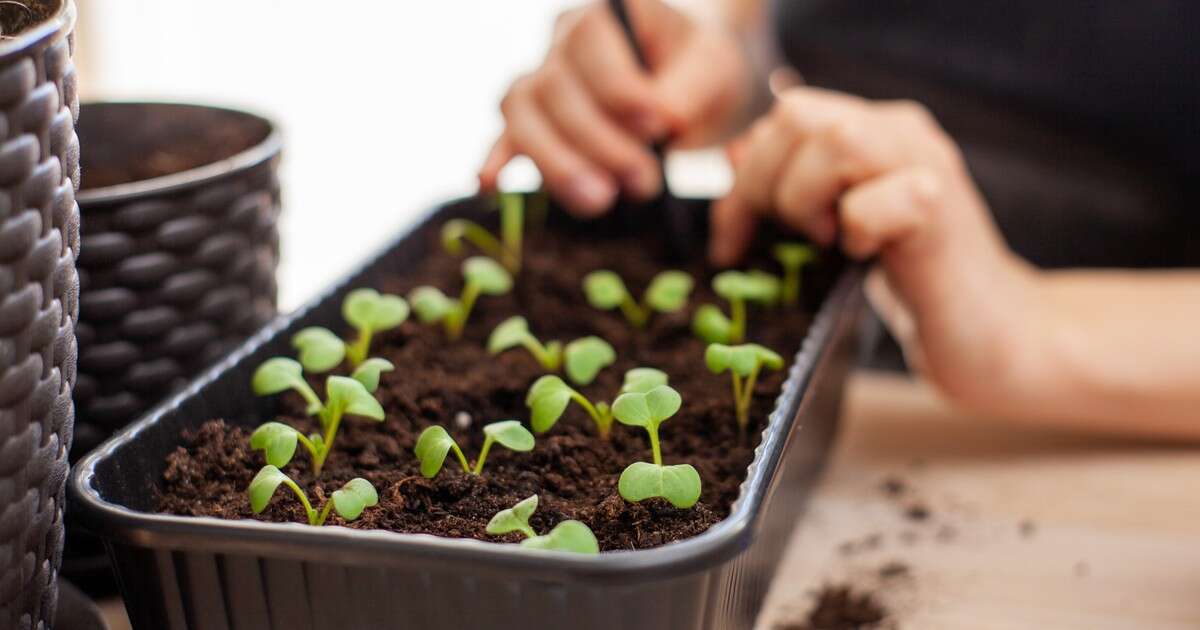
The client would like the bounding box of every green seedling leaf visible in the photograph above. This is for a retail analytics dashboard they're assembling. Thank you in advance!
[291,327,346,373]
[705,343,755,376]
[249,422,300,468]
[248,465,289,513]
[440,219,476,256]
[644,271,694,313]
[483,420,535,452]
[350,358,394,393]
[618,462,702,509]
[252,357,323,415]
[526,375,575,433]
[488,316,531,354]
[409,286,455,323]
[330,478,378,521]
[612,385,682,430]
[251,357,306,396]
[463,256,513,295]
[414,425,462,478]
[521,520,600,554]
[487,316,562,370]
[619,368,668,395]
[713,270,781,304]
[774,243,816,268]
[326,376,385,421]
[486,494,538,537]
[563,336,615,385]
[343,288,410,333]
[705,343,784,432]
[583,270,628,309]
[705,343,784,376]
[692,304,733,344]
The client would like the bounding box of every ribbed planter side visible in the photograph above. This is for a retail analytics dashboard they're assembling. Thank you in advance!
[72,103,282,455]
[0,1,80,629]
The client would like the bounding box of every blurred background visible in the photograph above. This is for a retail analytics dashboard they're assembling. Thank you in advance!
[78,0,726,311]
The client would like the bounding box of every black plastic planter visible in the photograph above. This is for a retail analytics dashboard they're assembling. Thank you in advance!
[64,102,282,590]
[71,197,863,630]
[0,0,80,628]
[72,101,282,458]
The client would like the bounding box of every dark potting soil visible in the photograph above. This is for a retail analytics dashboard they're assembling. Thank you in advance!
[78,104,269,189]
[777,585,889,630]
[0,0,55,38]
[157,215,838,550]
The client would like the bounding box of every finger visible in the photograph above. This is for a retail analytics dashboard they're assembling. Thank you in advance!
[729,116,800,211]
[565,12,669,138]
[653,33,743,140]
[502,81,617,216]
[864,265,927,375]
[839,167,942,260]
[774,119,897,245]
[537,65,661,200]
[708,193,757,266]
[477,133,516,193]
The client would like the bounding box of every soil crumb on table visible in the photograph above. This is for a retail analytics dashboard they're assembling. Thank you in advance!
[777,584,890,630]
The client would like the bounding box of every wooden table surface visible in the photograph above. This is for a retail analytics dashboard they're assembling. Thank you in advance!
[98,370,1200,629]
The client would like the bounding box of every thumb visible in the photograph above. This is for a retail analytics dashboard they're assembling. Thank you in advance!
[864,266,928,376]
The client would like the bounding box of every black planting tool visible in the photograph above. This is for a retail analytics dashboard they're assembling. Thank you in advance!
[608,0,697,261]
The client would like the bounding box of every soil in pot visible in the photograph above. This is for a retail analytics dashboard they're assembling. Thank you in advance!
[157,212,840,550]
[0,0,56,38]
[78,104,270,189]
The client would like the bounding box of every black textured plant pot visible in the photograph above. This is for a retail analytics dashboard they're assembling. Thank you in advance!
[64,102,282,591]
[0,0,80,628]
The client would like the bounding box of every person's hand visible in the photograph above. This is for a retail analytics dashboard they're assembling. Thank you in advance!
[478,0,750,216]
[711,87,1049,413]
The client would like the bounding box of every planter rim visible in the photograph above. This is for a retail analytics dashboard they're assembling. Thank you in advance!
[0,0,74,62]
[69,198,862,583]
[76,100,283,204]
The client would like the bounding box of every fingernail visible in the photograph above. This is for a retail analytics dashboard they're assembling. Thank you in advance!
[622,167,661,201]
[569,173,617,216]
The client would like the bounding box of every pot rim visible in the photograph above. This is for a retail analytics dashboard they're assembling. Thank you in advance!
[0,0,74,62]
[75,100,283,204]
[68,197,863,583]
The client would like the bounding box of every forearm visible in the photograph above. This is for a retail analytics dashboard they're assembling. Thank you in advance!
[1021,270,1200,438]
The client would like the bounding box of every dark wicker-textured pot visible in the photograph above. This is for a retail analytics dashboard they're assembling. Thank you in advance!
[0,1,80,628]
[65,102,282,590]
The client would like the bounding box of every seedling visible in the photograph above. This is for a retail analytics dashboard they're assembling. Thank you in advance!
[488,316,616,385]
[441,192,523,273]
[250,358,387,474]
[409,256,513,340]
[691,270,780,344]
[486,495,599,554]
[705,343,784,433]
[292,288,409,371]
[248,465,377,526]
[414,420,534,477]
[526,367,667,439]
[612,384,701,508]
[583,269,693,328]
[773,243,816,306]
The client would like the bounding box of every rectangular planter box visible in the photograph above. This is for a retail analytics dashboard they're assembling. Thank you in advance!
[70,196,863,630]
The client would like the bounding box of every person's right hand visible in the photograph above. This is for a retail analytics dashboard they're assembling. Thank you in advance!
[478,0,750,216]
